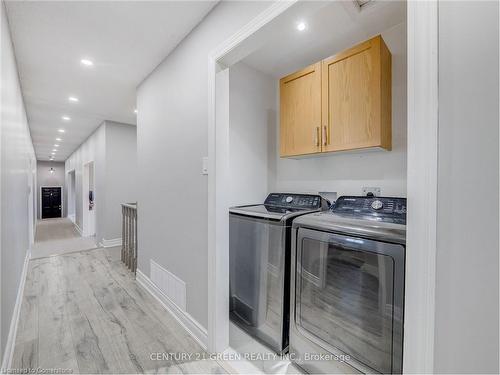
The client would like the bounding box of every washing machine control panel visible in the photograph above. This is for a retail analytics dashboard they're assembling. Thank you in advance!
[264,193,326,210]
[332,196,407,224]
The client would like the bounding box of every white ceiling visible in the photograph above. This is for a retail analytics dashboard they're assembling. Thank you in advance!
[5,1,217,161]
[239,0,406,78]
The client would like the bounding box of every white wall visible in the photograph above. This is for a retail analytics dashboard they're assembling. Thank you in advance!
[104,121,137,241]
[36,161,65,219]
[0,0,36,360]
[434,2,499,373]
[271,22,407,198]
[65,123,106,240]
[137,1,275,328]
[65,120,136,244]
[229,62,276,207]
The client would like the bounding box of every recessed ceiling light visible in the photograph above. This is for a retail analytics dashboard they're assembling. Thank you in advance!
[56,138,62,141]
[297,22,306,31]
[62,116,70,121]
[58,129,65,133]
[80,58,94,67]
[54,144,59,147]
[68,96,79,102]
[134,109,138,114]
[52,149,57,152]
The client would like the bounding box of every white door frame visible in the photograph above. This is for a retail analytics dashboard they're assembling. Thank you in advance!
[403,1,438,372]
[39,186,63,219]
[207,2,296,354]
[207,1,439,372]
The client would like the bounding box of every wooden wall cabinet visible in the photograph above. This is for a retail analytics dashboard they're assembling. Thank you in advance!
[280,35,391,157]
[280,62,322,157]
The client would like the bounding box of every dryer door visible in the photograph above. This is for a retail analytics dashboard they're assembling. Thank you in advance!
[294,227,404,374]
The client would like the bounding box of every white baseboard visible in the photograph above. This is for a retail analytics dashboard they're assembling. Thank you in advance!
[68,213,75,223]
[100,238,122,248]
[136,269,208,350]
[74,222,82,236]
[1,249,30,369]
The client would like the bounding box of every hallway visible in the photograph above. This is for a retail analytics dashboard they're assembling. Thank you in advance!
[31,219,97,259]
[11,247,226,374]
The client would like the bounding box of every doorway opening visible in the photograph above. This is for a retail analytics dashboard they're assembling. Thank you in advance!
[82,161,96,237]
[208,1,438,374]
[67,169,76,223]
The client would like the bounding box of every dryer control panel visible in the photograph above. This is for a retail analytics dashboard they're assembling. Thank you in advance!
[332,196,407,224]
[264,193,327,210]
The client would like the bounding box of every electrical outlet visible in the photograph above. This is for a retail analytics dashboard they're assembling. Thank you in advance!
[362,187,381,196]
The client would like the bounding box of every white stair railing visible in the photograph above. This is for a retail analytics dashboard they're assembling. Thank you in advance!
[121,203,137,274]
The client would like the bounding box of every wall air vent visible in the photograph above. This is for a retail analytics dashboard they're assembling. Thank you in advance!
[150,259,186,311]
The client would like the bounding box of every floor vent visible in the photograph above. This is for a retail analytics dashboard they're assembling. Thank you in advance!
[150,260,186,311]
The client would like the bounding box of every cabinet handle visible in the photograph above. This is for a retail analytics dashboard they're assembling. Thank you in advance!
[323,126,328,146]
[314,126,320,147]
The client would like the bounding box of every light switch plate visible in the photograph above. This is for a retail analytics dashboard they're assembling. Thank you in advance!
[362,187,381,196]
[202,157,208,175]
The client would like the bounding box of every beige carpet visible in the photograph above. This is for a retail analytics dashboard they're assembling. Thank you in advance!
[31,218,98,259]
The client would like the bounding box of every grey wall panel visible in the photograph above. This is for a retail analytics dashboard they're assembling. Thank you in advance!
[104,121,137,241]
[0,1,37,359]
[136,1,274,328]
[435,1,499,373]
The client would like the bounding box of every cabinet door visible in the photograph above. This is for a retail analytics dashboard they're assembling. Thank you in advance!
[322,36,391,152]
[280,62,322,157]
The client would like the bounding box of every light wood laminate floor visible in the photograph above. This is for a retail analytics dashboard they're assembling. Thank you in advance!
[11,247,226,374]
[31,218,97,259]
[35,218,81,242]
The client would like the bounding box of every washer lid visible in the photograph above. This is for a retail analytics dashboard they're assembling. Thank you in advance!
[293,211,406,244]
[229,204,311,221]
